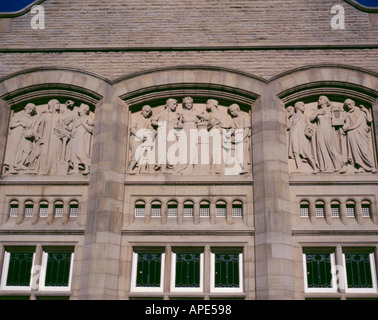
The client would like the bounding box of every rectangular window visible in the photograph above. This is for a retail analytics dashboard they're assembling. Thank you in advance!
[24,203,34,218]
[361,204,371,218]
[346,204,355,218]
[131,251,165,292]
[54,204,64,218]
[171,249,203,292]
[343,251,377,293]
[315,204,324,218]
[300,204,309,218]
[151,204,161,218]
[134,204,146,218]
[39,203,49,218]
[232,205,243,218]
[183,204,194,217]
[39,249,74,291]
[0,249,35,290]
[69,203,79,218]
[167,204,178,218]
[210,250,243,293]
[9,203,19,218]
[199,204,210,218]
[303,251,337,293]
[216,204,227,217]
[331,204,340,218]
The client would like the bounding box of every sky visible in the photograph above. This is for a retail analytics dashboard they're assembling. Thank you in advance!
[0,0,377,12]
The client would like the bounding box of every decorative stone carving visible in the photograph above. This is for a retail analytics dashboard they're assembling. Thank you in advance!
[286,96,377,174]
[3,99,95,176]
[127,97,252,175]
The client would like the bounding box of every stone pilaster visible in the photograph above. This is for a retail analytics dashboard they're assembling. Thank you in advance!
[79,85,129,299]
[252,86,294,300]
[0,99,10,177]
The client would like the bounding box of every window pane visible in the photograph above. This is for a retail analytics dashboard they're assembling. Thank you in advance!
[345,253,373,289]
[232,204,243,217]
[39,203,49,217]
[151,204,161,217]
[315,204,324,217]
[331,204,340,217]
[9,203,19,218]
[216,204,226,217]
[24,204,34,218]
[199,204,210,218]
[6,252,33,287]
[306,253,333,288]
[175,253,200,288]
[167,203,178,217]
[44,252,72,287]
[69,203,79,217]
[136,253,162,288]
[300,204,309,218]
[183,204,194,217]
[134,204,145,217]
[54,204,64,217]
[215,253,240,288]
[361,204,371,218]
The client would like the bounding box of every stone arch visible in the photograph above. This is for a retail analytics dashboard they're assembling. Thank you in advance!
[274,65,378,175]
[0,68,109,177]
[114,66,262,177]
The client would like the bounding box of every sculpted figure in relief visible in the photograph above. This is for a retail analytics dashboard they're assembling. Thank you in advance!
[151,99,180,173]
[286,102,318,173]
[128,105,154,174]
[68,103,94,175]
[228,103,251,174]
[4,103,40,174]
[343,99,377,173]
[309,96,344,173]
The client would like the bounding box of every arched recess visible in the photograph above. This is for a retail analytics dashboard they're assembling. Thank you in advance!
[113,66,264,177]
[274,65,378,175]
[0,68,109,177]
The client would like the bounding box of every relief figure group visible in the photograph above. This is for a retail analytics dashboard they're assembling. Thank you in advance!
[4,99,94,176]
[127,97,251,175]
[287,96,377,174]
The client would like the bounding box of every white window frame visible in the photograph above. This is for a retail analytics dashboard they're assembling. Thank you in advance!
[342,252,378,294]
[170,251,203,293]
[0,250,36,291]
[210,251,243,293]
[39,251,74,292]
[130,251,165,293]
[302,252,338,293]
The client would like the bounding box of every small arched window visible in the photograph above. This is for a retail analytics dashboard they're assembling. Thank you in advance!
[24,200,34,218]
[69,200,79,218]
[151,200,162,218]
[9,200,19,218]
[330,200,340,218]
[39,200,49,218]
[167,200,178,218]
[300,200,310,218]
[134,200,145,218]
[361,200,372,218]
[346,200,356,218]
[315,200,325,218]
[54,200,64,218]
[199,200,210,218]
[232,200,243,218]
[183,201,194,217]
[216,200,227,217]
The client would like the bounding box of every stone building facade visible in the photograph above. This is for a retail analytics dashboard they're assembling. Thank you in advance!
[0,0,377,300]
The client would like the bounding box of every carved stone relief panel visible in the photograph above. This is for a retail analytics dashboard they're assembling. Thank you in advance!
[286,96,377,174]
[3,99,95,176]
[127,97,251,176]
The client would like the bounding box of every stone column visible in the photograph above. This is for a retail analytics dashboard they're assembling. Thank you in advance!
[252,89,294,300]
[79,85,129,299]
